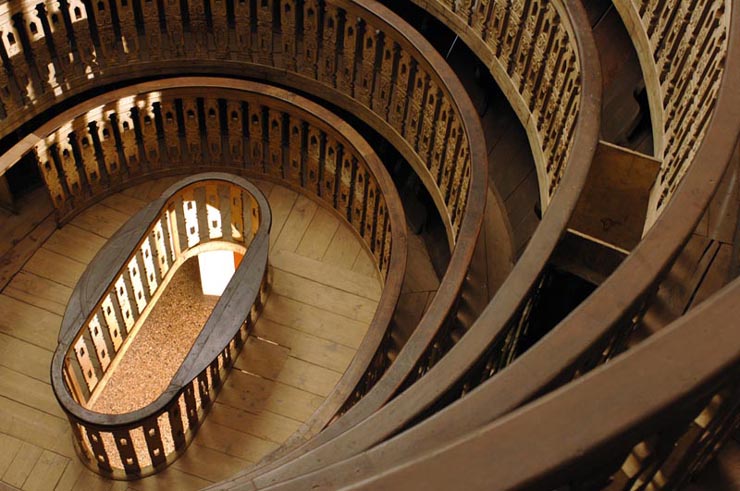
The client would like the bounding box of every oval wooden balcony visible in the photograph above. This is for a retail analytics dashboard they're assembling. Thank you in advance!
[52,173,272,479]
[0,173,398,488]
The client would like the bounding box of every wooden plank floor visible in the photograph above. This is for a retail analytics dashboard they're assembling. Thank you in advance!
[0,178,383,490]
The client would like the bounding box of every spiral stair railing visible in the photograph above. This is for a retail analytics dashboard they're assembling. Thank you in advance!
[0,0,734,488]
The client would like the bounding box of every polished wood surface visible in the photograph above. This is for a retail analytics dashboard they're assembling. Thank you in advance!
[0,178,383,489]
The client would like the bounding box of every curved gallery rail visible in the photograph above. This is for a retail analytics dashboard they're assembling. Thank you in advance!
[0,77,409,453]
[613,0,732,222]
[205,0,602,487]
[51,173,272,479]
[0,0,498,425]
[312,274,740,491]
[217,3,740,489]
[410,0,586,209]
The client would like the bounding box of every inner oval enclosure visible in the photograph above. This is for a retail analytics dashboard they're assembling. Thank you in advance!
[48,80,407,480]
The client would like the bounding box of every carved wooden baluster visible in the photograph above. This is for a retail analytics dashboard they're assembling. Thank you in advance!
[305,125,322,194]
[371,38,395,119]
[210,0,230,58]
[137,100,162,171]
[114,0,139,61]
[1,17,34,105]
[253,0,273,65]
[388,50,412,134]
[279,0,298,71]
[297,0,320,79]
[267,108,285,179]
[247,103,266,174]
[319,4,339,86]
[336,13,358,95]
[204,97,223,164]
[72,120,103,192]
[27,5,60,97]
[430,99,452,181]
[337,151,354,220]
[115,106,141,176]
[186,0,207,56]
[286,115,304,185]
[139,0,162,60]
[417,83,441,163]
[232,0,252,61]
[355,24,379,108]
[182,98,203,164]
[35,141,68,208]
[321,135,339,208]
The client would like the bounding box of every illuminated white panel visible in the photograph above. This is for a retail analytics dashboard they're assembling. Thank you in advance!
[197,250,236,296]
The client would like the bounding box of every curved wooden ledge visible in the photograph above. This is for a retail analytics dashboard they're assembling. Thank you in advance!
[0,0,490,433]
[23,78,409,470]
[296,274,740,491]
[206,1,601,488]
[0,0,490,463]
[242,5,740,490]
[51,173,272,478]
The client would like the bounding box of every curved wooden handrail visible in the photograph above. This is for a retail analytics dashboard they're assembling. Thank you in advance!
[19,78,409,468]
[53,173,271,425]
[293,274,740,491]
[611,0,732,223]
[344,0,740,464]
[222,3,740,489]
[206,0,601,488]
[51,172,272,478]
[0,0,493,460]
[408,0,586,210]
[0,0,489,430]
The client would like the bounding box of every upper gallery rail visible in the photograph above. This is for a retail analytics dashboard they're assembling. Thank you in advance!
[0,0,484,246]
[411,0,584,208]
[4,77,409,447]
[237,3,740,489]
[51,173,272,479]
[0,0,491,439]
[205,0,601,488]
[613,0,732,224]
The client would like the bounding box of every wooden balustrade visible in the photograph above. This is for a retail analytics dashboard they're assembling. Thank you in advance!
[613,0,732,224]
[0,0,494,435]
[217,5,738,489]
[30,81,399,281]
[0,0,486,247]
[201,1,600,487]
[3,0,729,487]
[410,0,583,208]
[0,0,495,461]
[51,173,272,479]
[11,78,410,467]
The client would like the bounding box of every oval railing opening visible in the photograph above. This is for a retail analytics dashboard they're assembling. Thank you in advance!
[51,173,272,479]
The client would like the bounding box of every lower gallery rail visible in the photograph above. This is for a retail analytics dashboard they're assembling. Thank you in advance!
[50,173,272,479]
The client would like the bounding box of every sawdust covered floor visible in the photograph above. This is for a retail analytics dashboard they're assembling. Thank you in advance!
[90,257,218,414]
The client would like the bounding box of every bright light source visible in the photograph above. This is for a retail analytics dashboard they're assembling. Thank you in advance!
[198,250,236,296]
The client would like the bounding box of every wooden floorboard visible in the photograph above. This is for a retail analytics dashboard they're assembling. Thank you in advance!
[0,188,54,260]
[43,225,107,264]
[0,177,384,489]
